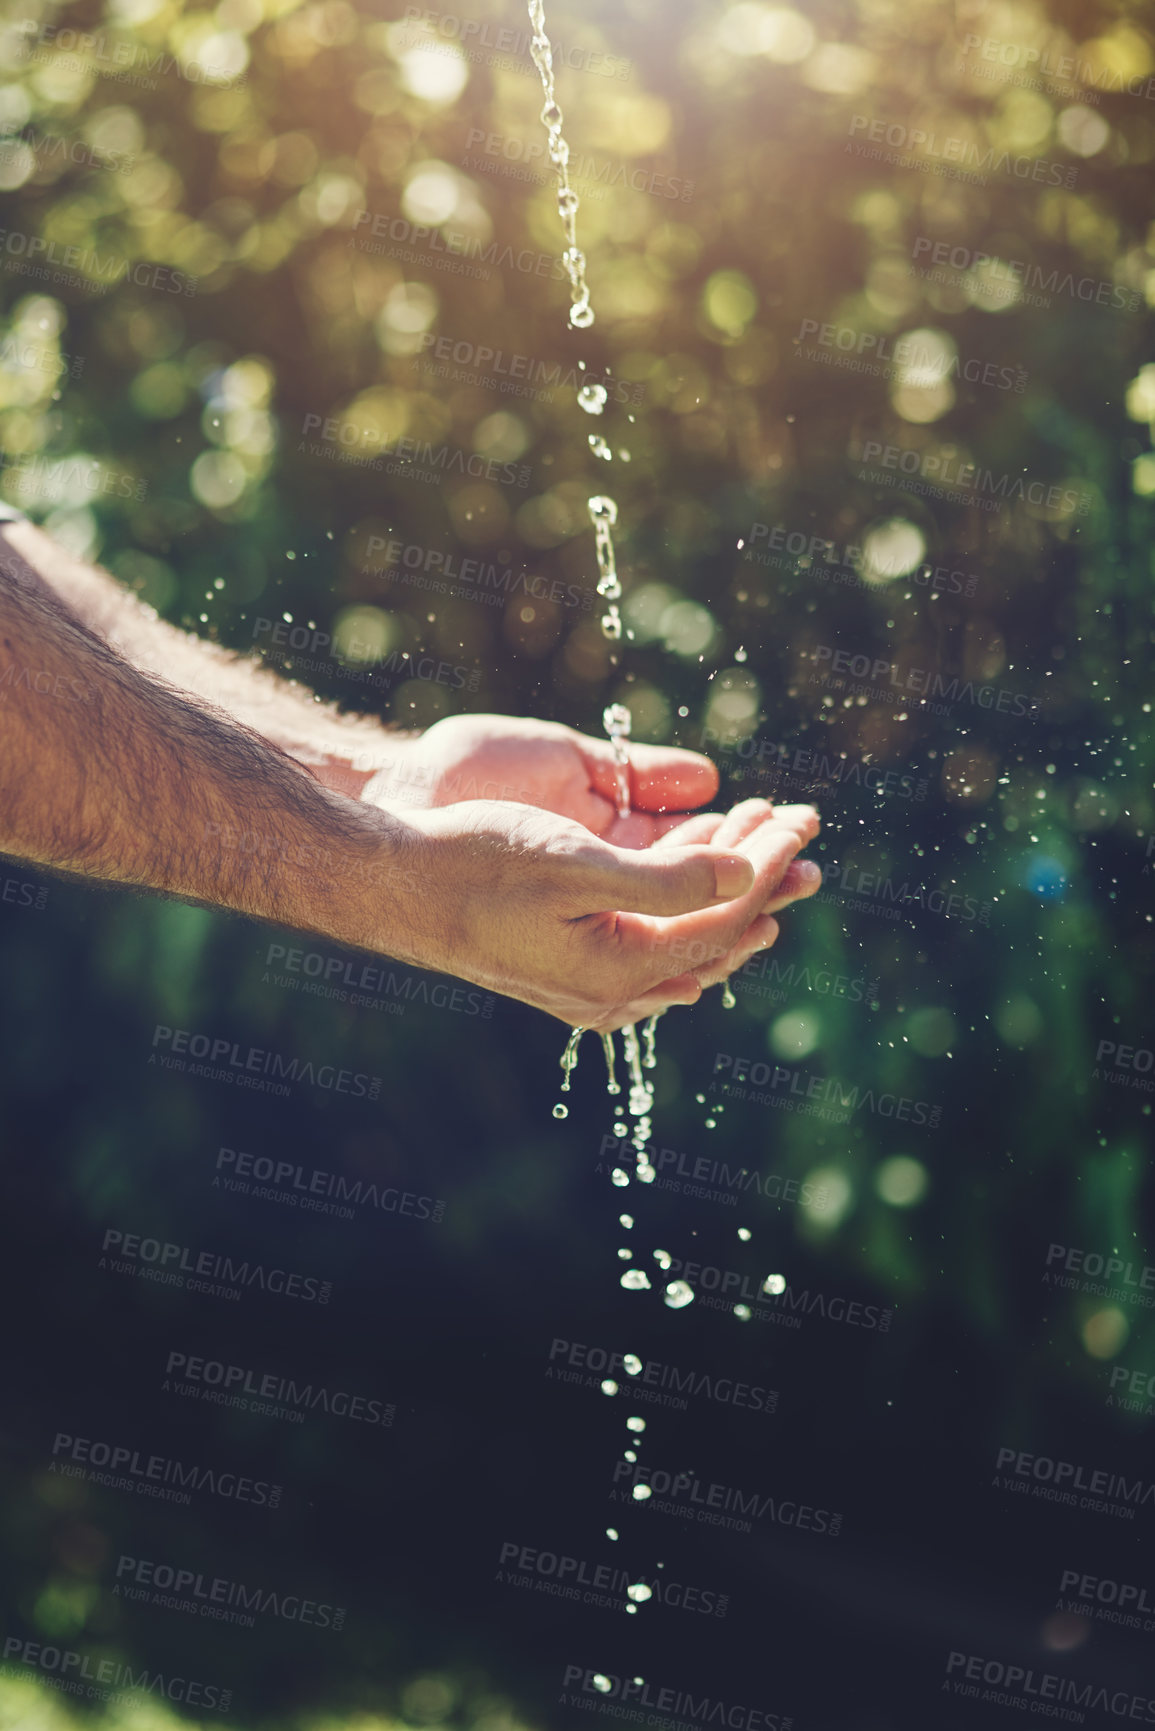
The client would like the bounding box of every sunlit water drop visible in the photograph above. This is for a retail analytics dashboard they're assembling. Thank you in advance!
[578,381,608,413]
[632,1484,652,1501]
[763,1273,787,1295]
[627,1416,646,1433]
[621,1269,652,1291]
[601,1379,618,1396]
[622,1354,643,1375]
[627,1582,653,1603]
[664,1280,695,1310]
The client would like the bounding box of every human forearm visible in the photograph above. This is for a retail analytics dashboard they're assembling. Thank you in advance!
[0,519,415,790]
[0,546,415,957]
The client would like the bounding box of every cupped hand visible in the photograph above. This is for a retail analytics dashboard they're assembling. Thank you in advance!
[361,713,721,847]
[381,797,813,1032]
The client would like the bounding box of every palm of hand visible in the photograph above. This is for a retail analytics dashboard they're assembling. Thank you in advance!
[365,714,705,848]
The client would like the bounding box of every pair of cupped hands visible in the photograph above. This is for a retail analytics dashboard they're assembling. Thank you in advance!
[320,714,822,1034]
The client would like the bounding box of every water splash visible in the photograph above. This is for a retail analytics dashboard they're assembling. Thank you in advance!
[641,1015,661,1068]
[721,980,736,1009]
[601,1032,622,1094]
[603,702,632,820]
[527,0,594,329]
[588,493,623,644]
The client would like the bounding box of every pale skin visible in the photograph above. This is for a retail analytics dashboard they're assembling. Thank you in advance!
[0,519,821,1031]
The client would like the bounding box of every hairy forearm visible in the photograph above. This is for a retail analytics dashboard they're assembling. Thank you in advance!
[0,520,415,789]
[0,544,418,957]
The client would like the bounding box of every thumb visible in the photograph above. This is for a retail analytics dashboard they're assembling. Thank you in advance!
[571,841,754,918]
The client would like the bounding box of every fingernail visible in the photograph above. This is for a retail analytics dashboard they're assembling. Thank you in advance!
[796,860,822,886]
[714,854,754,899]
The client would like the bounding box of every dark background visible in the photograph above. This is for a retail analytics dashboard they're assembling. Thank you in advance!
[2,0,1154,1725]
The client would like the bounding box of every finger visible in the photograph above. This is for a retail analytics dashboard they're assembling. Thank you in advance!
[621,819,803,960]
[652,813,725,846]
[571,733,720,815]
[692,914,779,988]
[762,857,822,912]
[569,841,755,920]
[709,798,777,849]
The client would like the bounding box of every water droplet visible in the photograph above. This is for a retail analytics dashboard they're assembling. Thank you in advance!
[763,1273,786,1295]
[617,1247,633,1260]
[606,1527,619,1541]
[611,1168,630,1187]
[601,1379,618,1396]
[627,1582,653,1603]
[619,1213,634,1229]
[578,382,608,414]
[721,981,736,1009]
[589,434,613,461]
[734,645,747,662]
[653,1249,673,1270]
[594,1676,613,1695]
[626,1416,646,1433]
[621,1269,652,1291]
[664,1281,695,1310]
[738,1228,752,1241]
[613,1122,628,1138]
[704,1117,717,1129]
[588,494,618,526]
[637,1162,655,1185]
[733,1304,752,1321]
[624,1449,636,1462]
[622,1354,643,1375]
[632,1484,652,1501]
